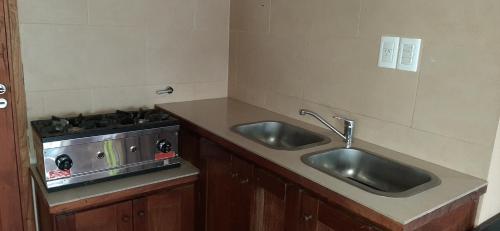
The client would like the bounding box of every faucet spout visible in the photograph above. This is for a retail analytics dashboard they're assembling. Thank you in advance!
[299,109,354,148]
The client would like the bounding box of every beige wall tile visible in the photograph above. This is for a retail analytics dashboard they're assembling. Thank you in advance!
[146,47,198,84]
[309,0,360,38]
[88,0,146,26]
[359,0,467,39]
[146,0,196,30]
[20,0,229,117]
[303,37,418,125]
[195,0,230,31]
[43,89,93,117]
[91,87,150,112]
[19,0,87,24]
[228,31,239,87]
[190,31,230,83]
[86,26,147,88]
[270,0,311,36]
[20,24,90,91]
[231,0,270,33]
[194,80,228,99]
[264,92,304,120]
[146,27,194,50]
[25,92,45,120]
[413,42,500,146]
[257,33,308,98]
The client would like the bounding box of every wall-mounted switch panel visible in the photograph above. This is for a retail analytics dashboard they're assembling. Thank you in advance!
[378,36,400,69]
[397,38,421,72]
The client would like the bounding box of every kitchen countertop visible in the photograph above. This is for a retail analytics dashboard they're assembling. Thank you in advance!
[156,98,487,225]
[32,161,199,209]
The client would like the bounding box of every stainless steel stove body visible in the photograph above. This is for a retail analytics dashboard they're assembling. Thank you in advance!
[32,110,181,191]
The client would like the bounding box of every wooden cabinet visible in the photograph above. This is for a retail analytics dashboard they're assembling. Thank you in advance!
[133,185,195,231]
[252,168,291,231]
[200,138,300,231]
[201,139,233,231]
[37,184,196,231]
[180,125,484,231]
[296,190,383,231]
[55,201,133,231]
[200,138,255,231]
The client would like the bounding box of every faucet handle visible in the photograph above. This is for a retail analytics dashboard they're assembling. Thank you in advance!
[333,116,355,126]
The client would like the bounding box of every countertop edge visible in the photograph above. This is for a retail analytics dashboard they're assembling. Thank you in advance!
[31,162,200,213]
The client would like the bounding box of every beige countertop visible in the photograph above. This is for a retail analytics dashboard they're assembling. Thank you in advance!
[156,98,487,225]
[32,161,199,208]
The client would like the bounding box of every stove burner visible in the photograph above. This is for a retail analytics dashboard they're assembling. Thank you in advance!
[31,108,176,139]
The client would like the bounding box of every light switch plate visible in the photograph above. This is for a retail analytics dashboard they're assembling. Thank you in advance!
[397,38,421,72]
[378,36,400,69]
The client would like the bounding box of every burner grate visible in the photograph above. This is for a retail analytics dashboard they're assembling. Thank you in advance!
[31,109,176,140]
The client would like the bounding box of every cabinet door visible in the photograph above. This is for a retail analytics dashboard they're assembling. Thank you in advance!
[298,192,319,231]
[200,139,234,231]
[317,201,382,231]
[253,168,289,231]
[55,201,133,231]
[200,139,256,231]
[230,155,254,231]
[133,185,195,231]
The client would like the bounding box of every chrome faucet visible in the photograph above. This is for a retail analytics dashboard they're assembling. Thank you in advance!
[299,109,355,148]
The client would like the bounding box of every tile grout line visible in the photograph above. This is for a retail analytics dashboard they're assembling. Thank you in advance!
[86,0,90,25]
[409,44,425,128]
[356,0,362,37]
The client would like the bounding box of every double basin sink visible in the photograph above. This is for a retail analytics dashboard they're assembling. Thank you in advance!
[232,121,440,197]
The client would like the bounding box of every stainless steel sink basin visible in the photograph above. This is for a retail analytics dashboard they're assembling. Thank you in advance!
[302,148,440,197]
[232,121,330,150]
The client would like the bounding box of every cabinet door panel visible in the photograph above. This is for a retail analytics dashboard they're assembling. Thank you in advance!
[317,201,380,231]
[201,139,233,231]
[254,189,285,231]
[231,155,254,231]
[299,192,319,231]
[134,185,195,231]
[253,168,289,231]
[55,201,133,231]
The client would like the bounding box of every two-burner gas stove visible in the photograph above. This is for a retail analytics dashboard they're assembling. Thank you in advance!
[31,109,182,191]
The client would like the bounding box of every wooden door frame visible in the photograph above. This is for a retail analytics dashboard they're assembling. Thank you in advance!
[2,0,35,230]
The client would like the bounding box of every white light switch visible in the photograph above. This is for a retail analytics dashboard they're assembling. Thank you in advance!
[397,38,421,72]
[378,36,400,69]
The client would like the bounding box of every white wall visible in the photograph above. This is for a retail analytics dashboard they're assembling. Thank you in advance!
[19,0,230,120]
[478,118,500,222]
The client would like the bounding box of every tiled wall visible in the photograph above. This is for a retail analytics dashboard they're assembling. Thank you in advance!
[228,0,500,223]
[19,0,230,120]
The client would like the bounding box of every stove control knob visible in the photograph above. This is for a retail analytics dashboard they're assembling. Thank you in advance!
[157,139,172,153]
[55,154,73,171]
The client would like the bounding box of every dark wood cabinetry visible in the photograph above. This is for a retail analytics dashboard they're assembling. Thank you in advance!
[252,168,290,231]
[33,166,198,231]
[200,138,255,231]
[132,185,195,231]
[48,185,195,231]
[177,122,484,231]
[296,189,382,231]
[198,138,379,231]
[200,138,297,231]
[55,201,133,231]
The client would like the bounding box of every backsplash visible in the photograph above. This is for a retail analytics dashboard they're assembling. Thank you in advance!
[19,0,230,120]
[228,0,500,223]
